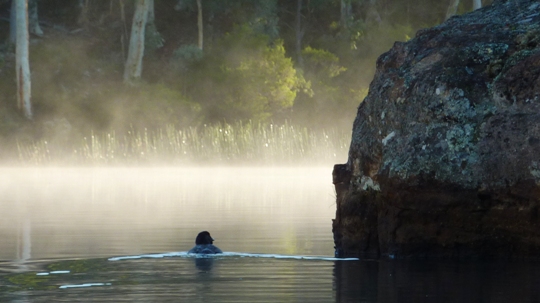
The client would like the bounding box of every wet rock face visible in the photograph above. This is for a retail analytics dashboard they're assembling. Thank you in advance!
[334,0,540,259]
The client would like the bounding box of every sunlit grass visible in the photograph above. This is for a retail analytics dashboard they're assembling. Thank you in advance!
[17,122,350,165]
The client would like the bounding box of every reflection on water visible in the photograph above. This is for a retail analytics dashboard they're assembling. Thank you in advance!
[0,167,336,260]
[15,219,31,272]
[2,255,540,302]
[1,167,540,302]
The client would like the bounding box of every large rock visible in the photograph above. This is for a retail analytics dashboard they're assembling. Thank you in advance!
[333,0,540,259]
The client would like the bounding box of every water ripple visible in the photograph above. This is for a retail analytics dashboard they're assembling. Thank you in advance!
[108,251,358,262]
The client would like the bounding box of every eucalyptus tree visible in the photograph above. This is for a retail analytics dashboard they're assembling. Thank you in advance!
[341,0,352,28]
[296,0,304,66]
[13,0,32,119]
[197,0,203,49]
[175,0,279,50]
[175,0,204,50]
[124,0,151,84]
[10,0,42,42]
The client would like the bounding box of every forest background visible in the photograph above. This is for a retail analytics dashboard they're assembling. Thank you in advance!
[0,0,491,164]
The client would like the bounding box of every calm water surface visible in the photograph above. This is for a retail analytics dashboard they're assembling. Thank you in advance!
[0,167,539,302]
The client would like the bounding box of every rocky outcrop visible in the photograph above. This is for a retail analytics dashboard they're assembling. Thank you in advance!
[333,0,540,259]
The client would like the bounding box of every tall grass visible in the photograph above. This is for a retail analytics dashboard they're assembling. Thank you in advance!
[17,122,351,165]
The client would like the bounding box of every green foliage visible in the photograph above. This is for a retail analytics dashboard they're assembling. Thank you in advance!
[206,0,280,37]
[145,23,165,54]
[173,44,204,62]
[291,47,353,128]
[251,0,279,39]
[171,44,204,71]
[302,47,347,79]
[203,25,307,122]
[350,22,368,48]
[0,0,496,161]
[220,43,298,121]
[25,34,199,133]
[336,18,367,50]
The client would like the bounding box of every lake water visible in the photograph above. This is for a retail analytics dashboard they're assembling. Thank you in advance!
[0,167,539,302]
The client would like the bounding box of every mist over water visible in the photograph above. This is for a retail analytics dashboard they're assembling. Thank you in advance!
[1,167,540,302]
[0,166,337,261]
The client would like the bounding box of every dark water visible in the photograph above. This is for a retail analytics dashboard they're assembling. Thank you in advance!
[0,167,539,302]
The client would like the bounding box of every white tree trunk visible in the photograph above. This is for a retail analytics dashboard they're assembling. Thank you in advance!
[15,0,32,119]
[28,0,43,36]
[123,0,149,84]
[197,0,203,50]
[473,0,482,10]
[445,0,460,20]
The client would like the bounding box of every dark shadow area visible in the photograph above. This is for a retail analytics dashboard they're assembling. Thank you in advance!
[333,259,540,303]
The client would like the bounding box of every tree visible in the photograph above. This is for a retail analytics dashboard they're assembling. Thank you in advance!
[10,0,42,42]
[295,0,304,67]
[341,0,353,29]
[145,0,164,54]
[473,0,482,10]
[197,0,203,50]
[445,0,460,20]
[253,0,279,39]
[124,0,150,84]
[9,0,16,43]
[14,0,32,119]
[28,0,43,36]
[174,0,203,50]
[203,26,306,122]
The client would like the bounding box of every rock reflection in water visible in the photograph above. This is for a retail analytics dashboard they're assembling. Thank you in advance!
[333,259,540,303]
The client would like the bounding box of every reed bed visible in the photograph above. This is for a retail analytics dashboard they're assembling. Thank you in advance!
[17,122,351,165]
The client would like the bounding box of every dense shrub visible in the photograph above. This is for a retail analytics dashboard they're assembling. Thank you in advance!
[188,25,308,123]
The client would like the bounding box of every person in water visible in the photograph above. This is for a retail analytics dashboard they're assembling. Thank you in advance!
[188,231,223,254]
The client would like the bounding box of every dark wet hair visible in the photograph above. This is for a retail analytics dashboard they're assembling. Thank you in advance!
[195,231,214,245]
